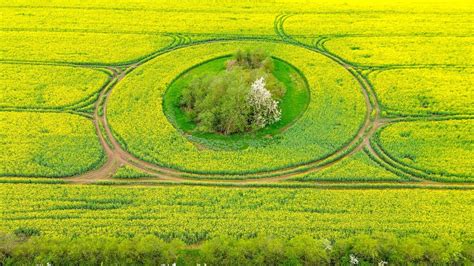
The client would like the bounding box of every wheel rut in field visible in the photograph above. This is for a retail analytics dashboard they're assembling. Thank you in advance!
[60,15,474,186]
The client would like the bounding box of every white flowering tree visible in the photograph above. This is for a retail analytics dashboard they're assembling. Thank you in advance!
[248,77,281,129]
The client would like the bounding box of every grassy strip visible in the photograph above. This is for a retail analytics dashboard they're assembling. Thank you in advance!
[91,180,474,190]
[0,178,67,184]
[363,147,415,181]
[0,108,93,120]
[98,121,113,150]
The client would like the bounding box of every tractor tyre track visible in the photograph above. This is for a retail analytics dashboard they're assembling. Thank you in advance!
[68,39,378,184]
[66,16,472,186]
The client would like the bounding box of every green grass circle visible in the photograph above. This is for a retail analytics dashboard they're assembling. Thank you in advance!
[163,55,311,150]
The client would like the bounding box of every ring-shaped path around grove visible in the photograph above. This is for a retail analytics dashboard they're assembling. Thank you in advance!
[106,40,368,176]
[72,35,379,183]
[69,29,474,185]
[4,14,472,186]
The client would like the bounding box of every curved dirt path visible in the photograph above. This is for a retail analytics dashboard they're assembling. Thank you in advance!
[67,39,378,184]
[66,16,473,186]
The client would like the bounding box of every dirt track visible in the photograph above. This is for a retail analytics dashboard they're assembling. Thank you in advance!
[41,15,474,187]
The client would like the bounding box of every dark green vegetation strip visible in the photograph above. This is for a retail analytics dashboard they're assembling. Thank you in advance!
[1,232,472,265]
[92,180,474,190]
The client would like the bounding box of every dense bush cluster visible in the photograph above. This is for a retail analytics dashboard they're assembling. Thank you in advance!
[1,233,472,265]
[201,234,474,265]
[180,49,285,134]
[0,233,183,265]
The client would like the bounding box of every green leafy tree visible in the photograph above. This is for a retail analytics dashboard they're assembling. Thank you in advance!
[180,50,285,135]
